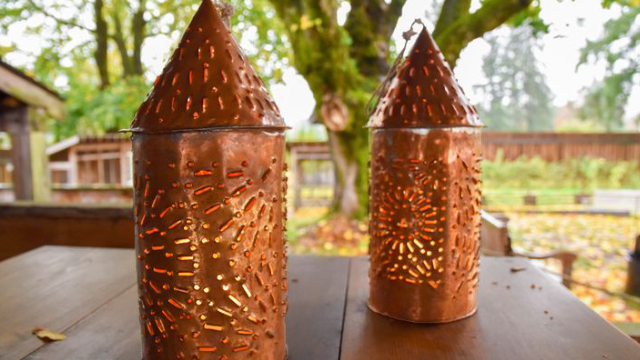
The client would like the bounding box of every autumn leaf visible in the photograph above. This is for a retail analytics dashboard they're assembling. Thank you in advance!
[509,213,640,322]
[32,328,66,342]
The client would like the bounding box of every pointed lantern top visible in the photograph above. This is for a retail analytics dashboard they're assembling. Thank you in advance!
[368,27,483,129]
[130,0,284,132]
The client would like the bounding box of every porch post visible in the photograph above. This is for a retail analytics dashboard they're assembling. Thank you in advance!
[4,106,51,201]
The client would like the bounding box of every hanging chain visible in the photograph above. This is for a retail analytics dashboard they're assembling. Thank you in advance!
[214,0,235,27]
[366,19,425,116]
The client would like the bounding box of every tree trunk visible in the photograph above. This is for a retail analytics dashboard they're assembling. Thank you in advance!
[94,0,109,89]
[132,1,147,75]
[324,95,372,217]
[328,132,359,216]
[266,0,533,217]
[112,9,134,77]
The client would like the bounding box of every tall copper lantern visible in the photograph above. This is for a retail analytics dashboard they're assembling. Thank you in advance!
[129,1,288,358]
[367,26,484,323]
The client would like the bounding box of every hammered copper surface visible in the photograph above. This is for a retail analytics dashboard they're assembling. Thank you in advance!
[130,1,287,358]
[367,26,484,323]
[130,0,283,133]
[368,129,482,323]
[133,131,287,359]
[368,27,482,129]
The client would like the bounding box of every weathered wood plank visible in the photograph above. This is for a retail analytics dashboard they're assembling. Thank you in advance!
[0,60,65,119]
[7,108,33,201]
[286,256,349,360]
[0,203,131,218]
[19,254,349,360]
[12,247,636,360]
[0,204,133,261]
[24,286,141,360]
[340,257,640,360]
[27,131,51,202]
[0,246,136,360]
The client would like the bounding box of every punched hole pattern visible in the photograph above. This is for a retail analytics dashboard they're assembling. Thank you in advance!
[134,148,288,359]
[132,0,282,131]
[369,148,482,295]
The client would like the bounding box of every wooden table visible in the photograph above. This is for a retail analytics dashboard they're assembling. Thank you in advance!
[1,246,639,360]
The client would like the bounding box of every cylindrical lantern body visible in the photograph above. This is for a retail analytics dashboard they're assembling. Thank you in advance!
[368,128,482,322]
[128,0,288,357]
[133,129,287,359]
[367,26,484,323]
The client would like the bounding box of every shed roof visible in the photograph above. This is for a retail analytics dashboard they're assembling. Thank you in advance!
[47,134,129,156]
[0,59,64,119]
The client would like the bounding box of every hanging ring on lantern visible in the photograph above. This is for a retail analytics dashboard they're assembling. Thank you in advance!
[366,18,427,117]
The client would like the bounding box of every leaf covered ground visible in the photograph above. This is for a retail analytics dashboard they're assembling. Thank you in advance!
[508,213,640,322]
[288,208,640,322]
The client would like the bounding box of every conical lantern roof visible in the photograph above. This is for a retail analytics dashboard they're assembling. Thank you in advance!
[368,27,483,128]
[130,0,284,132]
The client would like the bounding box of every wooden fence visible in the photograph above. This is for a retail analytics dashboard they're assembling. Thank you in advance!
[482,132,640,165]
[287,133,640,210]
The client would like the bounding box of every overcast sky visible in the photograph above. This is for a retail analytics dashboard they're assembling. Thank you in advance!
[2,0,637,131]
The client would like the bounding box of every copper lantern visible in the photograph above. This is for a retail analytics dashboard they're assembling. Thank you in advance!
[367,26,484,323]
[129,1,288,358]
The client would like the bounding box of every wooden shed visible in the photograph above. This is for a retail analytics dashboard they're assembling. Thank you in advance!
[47,134,132,187]
[0,59,64,201]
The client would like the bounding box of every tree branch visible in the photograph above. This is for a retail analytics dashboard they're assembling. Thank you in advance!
[268,0,356,94]
[26,0,95,33]
[387,0,407,27]
[267,0,303,26]
[433,0,472,39]
[94,0,109,89]
[345,0,407,77]
[132,0,147,75]
[110,8,133,77]
[435,0,532,66]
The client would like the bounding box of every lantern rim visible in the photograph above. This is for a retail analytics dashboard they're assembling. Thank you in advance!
[121,125,290,135]
[365,123,485,129]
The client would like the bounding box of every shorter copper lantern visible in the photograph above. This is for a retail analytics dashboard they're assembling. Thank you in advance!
[129,1,288,359]
[367,25,484,323]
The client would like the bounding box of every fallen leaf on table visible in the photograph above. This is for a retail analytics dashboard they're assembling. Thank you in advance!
[510,266,526,273]
[32,327,66,342]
